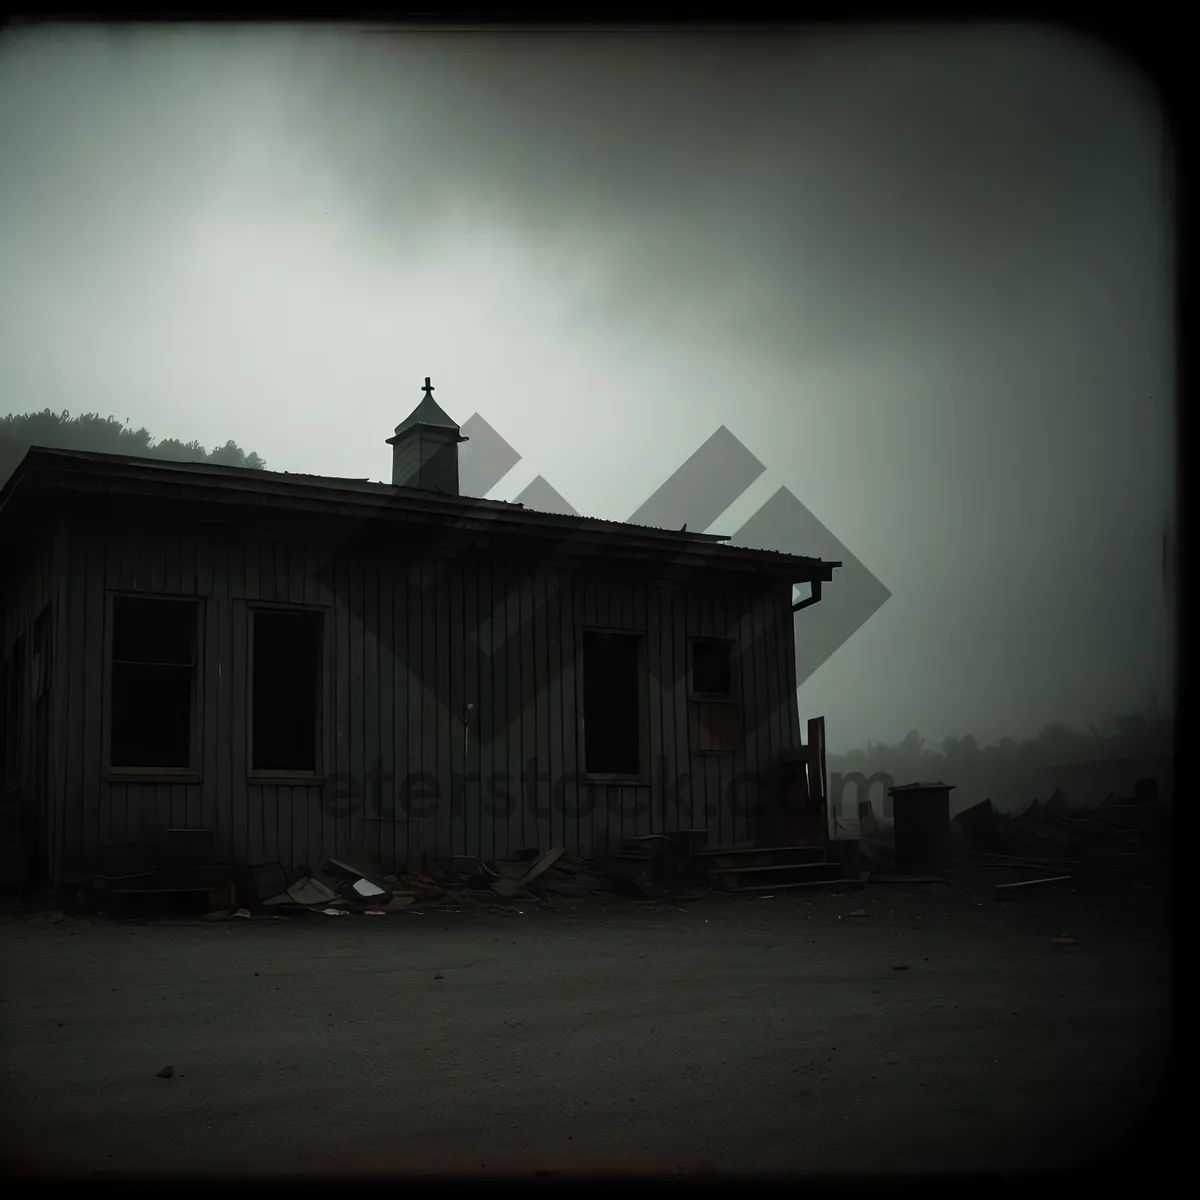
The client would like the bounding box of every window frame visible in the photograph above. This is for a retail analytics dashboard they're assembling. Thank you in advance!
[246,601,328,783]
[576,624,649,784]
[687,637,741,755]
[103,592,204,782]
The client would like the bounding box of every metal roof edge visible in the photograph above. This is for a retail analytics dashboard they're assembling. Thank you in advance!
[2,446,841,579]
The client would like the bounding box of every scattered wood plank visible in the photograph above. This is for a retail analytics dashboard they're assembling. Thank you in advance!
[995,875,1072,896]
[963,852,1080,867]
[946,864,1056,873]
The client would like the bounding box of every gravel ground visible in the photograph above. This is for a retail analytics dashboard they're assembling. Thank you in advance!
[0,870,1171,1178]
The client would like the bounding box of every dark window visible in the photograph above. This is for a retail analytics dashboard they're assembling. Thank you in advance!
[251,610,322,773]
[582,630,642,776]
[691,639,733,698]
[110,597,198,770]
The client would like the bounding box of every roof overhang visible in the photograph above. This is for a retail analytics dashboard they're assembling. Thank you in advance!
[0,447,841,587]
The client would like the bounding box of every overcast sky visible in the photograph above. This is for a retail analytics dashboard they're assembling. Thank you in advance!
[0,22,1175,750]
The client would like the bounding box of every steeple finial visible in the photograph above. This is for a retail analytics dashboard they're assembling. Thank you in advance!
[423,376,434,398]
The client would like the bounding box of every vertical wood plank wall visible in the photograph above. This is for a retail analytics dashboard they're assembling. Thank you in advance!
[50,511,801,876]
[0,516,66,879]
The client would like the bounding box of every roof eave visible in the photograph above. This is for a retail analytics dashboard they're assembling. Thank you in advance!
[2,449,841,583]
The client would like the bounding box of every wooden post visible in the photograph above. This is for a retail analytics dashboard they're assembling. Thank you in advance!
[807,716,828,845]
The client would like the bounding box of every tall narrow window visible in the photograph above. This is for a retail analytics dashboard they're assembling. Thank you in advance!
[582,630,643,776]
[251,609,322,774]
[110,597,198,770]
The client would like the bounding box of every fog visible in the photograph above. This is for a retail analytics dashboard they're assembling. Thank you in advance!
[0,22,1175,751]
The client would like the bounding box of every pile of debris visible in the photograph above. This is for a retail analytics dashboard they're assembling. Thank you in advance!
[59,828,865,923]
[246,848,620,917]
[253,858,438,915]
[951,779,1170,869]
[244,832,841,918]
[458,849,617,902]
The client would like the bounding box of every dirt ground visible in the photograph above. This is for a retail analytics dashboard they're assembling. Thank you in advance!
[0,870,1172,1179]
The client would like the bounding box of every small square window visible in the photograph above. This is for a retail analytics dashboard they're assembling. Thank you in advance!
[690,638,733,698]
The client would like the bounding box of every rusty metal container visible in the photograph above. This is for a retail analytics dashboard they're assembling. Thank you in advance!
[888,782,955,873]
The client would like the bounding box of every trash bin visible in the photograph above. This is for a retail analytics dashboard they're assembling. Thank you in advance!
[888,782,955,873]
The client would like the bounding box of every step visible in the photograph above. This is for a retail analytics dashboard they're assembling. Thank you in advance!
[706,861,846,890]
[694,845,829,870]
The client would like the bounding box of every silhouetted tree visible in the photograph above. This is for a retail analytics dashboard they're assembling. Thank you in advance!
[942,733,981,771]
[207,438,266,469]
[828,708,1173,800]
[0,409,267,489]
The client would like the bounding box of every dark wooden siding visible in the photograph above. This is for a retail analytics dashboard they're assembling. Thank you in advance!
[1,514,66,880]
[52,507,801,876]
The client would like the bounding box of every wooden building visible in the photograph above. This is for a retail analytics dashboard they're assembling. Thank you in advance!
[0,382,838,883]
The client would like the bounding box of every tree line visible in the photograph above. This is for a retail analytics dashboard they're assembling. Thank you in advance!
[826,704,1173,795]
[1,408,266,490]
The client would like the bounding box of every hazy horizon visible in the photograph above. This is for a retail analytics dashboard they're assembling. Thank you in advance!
[0,22,1176,752]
